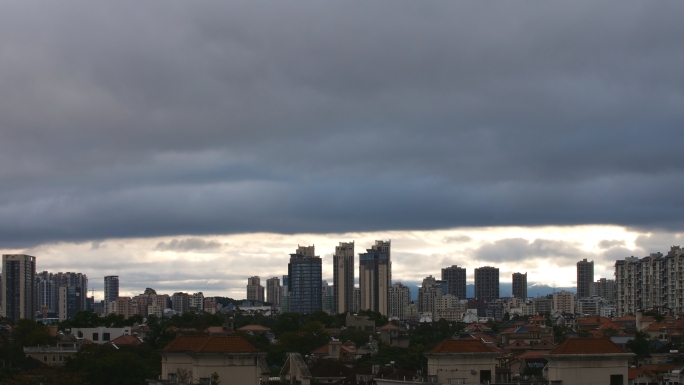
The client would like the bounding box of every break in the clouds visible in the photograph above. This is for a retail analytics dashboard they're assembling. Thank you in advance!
[1,1,684,247]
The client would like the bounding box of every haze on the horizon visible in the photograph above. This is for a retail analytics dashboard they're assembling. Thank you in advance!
[1,2,684,299]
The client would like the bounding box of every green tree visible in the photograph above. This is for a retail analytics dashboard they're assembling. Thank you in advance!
[626,331,651,364]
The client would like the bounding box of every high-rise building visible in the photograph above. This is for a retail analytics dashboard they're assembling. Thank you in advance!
[246,276,264,302]
[190,292,204,312]
[53,272,88,313]
[281,275,290,312]
[615,247,684,316]
[333,241,354,314]
[418,276,442,315]
[266,277,281,306]
[512,272,528,299]
[288,245,322,314]
[474,266,499,302]
[321,280,334,312]
[441,265,467,300]
[359,240,391,316]
[593,278,616,302]
[577,259,594,299]
[58,286,82,321]
[388,282,411,319]
[552,290,575,314]
[1,254,37,321]
[352,287,360,313]
[104,276,119,308]
[36,271,57,313]
[172,292,190,314]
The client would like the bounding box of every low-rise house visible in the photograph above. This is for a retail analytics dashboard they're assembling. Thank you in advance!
[107,334,143,347]
[378,323,410,348]
[236,324,271,334]
[346,315,375,332]
[150,335,269,385]
[628,367,657,385]
[310,340,357,361]
[500,325,554,347]
[70,327,132,344]
[24,340,82,366]
[425,339,499,384]
[280,352,311,385]
[543,337,632,385]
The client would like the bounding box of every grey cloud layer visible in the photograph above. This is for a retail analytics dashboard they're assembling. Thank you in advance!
[1,1,684,246]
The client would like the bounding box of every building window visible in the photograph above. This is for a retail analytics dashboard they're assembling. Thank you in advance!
[59,355,63,362]
[199,379,210,385]
[52,355,56,361]
[168,373,177,382]
[44,355,48,362]
[93,333,99,341]
[103,333,110,341]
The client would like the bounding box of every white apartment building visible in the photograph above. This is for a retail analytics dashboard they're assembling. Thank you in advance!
[615,246,684,316]
[388,282,410,319]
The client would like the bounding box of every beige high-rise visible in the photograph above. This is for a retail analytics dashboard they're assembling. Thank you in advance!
[246,276,264,302]
[333,241,354,314]
[359,240,391,316]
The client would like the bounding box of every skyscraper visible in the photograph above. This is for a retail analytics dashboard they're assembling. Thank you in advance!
[288,245,322,314]
[577,259,594,299]
[388,282,411,319]
[359,240,391,316]
[512,272,528,299]
[53,272,88,313]
[246,276,264,302]
[36,271,57,313]
[474,266,499,302]
[333,241,354,314]
[104,276,119,309]
[441,265,467,300]
[2,254,37,321]
[418,276,442,314]
[266,277,281,306]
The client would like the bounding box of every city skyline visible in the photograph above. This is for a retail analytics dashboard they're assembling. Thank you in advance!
[1,2,683,303]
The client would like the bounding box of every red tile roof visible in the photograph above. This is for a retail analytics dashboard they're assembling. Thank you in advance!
[108,334,142,346]
[379,323,401,330]
[518,350,546,360]
[429,339,498,354]
[163,335,257,353]
[578,316,613,325]
[548,338,626,355]
[237,324,271,332]
[629,368,656,380]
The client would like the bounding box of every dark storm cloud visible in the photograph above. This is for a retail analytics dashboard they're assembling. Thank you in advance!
[1,1,684,246]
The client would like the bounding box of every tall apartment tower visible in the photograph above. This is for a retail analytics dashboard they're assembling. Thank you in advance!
[36,271,57,313]
[593,278,616,302]
[266,277,281,306]
[333,241,354,314]
[577,259,594,299]
[246,276,264,302]
[1,254,37,321]
[512,272,528,299]
[104,276,119,309]
[359,240,391,316]
[474,266,499,302]
[418,276,442,314]
[615,247,684,316]
[53,272,88,313]
[388,282,411,320]
[441,265,467,299]
[288,245,322,314]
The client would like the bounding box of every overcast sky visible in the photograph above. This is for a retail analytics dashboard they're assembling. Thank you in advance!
[2,2,684,299]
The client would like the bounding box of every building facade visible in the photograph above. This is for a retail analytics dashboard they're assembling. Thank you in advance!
[474,266,499,302]
[593,278,616,302]
[266,277,281,306]
[246,276,264,303]
[288,245,322,314]
[2,254,37,321]
[417,276,442,315]
[104,276,119,309]
[359,240,391,316]
[441,265,467,300]
[333,241,354,314]
[512,272,527,299]
[615,247,684,316]
[577,259,594,299]
[388,282,410,320]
